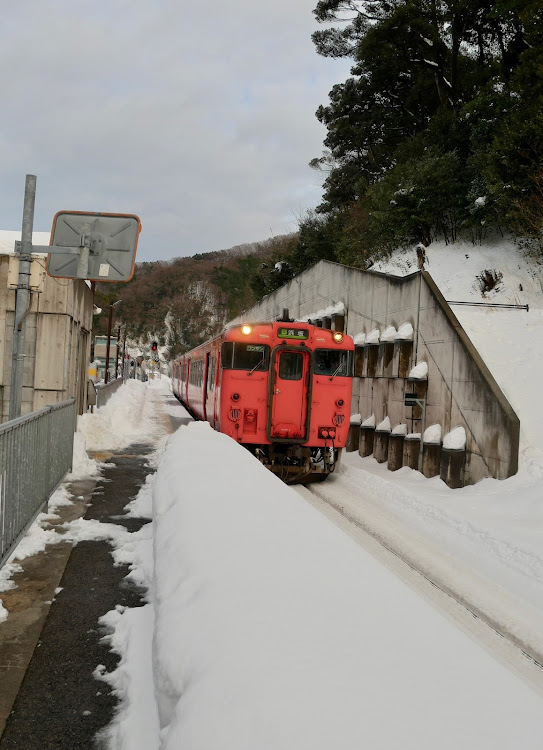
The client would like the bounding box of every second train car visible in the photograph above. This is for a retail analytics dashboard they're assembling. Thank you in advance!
[171,318,354,483]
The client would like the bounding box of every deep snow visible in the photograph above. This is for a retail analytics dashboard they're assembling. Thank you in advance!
[1,237,543,747]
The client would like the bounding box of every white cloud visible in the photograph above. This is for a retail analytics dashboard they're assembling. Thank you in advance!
[0,0,350,260]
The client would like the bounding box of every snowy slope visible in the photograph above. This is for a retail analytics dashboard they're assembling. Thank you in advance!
[373,236,543,466]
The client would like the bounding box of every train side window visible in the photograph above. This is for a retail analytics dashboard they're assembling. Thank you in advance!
[278,352,303,380]
[314,349,353,377]
[221,342,270,371]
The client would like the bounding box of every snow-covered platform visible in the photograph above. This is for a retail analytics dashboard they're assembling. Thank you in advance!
[1,378,543,748]
[146,419,543,749]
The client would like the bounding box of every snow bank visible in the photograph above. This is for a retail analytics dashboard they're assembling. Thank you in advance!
[395,322,414,341]
[376,416,391,432]
[361,414,376,428]
[392,423,408,436]
[380,325,397,342]
[6,515,58,561]
[77,380,162,452]
[443,426,467,450]
[423,423,442,444]
[150,422,543,749]
[65,432,101,480]
[299,301,345,322]
[349,413,362,425]
[95,604,159,750]
[0,561,23,622]
[409,361,428,379]
[366,328,380,344]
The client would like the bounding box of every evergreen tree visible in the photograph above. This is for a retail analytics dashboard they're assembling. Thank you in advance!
[306,0,542,260]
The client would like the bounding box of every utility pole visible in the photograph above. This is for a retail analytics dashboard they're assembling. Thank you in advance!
[9,175,36,420]
[104,300,122,384]
[121,330,127,381]
[115,325,121,379]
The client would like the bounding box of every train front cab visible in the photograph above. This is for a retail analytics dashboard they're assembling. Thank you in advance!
[220,323,354,483]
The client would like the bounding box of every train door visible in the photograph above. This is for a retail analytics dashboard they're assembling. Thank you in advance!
[213,347,221,428]
[185,359,191,404]
[269,348,311,440]
[203,352,210,421]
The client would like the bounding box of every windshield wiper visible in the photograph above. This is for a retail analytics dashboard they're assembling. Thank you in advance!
[247,357,265,375]
[329,363,344,381]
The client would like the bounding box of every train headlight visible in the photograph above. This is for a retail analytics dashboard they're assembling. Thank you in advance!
[241,324,252,336]
[333,332,344,343]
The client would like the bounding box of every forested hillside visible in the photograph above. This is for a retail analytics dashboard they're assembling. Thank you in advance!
[93,234,297,357]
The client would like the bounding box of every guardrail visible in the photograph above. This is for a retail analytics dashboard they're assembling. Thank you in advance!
[95,377,123,408]
[0,399,76,570]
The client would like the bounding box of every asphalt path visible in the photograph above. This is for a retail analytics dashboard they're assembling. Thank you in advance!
[0,443,155,750]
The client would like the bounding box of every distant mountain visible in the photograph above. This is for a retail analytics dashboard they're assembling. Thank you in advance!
[93,234,297,358]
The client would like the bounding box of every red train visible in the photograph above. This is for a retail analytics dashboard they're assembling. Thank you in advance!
[171,317,354,483]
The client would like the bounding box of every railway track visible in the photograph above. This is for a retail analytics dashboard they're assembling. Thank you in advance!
[294,477,543,696]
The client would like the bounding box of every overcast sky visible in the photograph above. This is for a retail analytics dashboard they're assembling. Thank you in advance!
[0,1,350,262]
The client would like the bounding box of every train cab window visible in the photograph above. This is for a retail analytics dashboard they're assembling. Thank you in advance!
[278,352,303,380]
[314,349,353,377]
[221,342,270,371]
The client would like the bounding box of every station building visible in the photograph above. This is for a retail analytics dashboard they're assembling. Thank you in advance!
[0,231,93,423]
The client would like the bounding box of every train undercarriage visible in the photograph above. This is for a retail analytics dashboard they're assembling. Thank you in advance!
[247,443,342,484]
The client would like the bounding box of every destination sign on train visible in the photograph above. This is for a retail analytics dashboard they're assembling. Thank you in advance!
[277,327,309,340]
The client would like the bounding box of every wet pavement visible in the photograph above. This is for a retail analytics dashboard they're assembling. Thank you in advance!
[0,444,155,749]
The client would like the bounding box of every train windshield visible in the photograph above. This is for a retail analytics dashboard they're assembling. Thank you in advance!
[221,342,270,371]
[314,349,353,377]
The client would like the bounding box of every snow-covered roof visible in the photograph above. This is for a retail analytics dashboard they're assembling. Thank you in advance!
[0,230,50,255]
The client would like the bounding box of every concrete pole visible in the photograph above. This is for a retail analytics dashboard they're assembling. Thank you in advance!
[104,305,114,385]
[104,300,121,384]
[9,175,36,421]
[115,325,120,379]
[121,333,127,382]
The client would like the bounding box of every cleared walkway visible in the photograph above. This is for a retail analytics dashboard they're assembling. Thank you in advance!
[0,380,186,747]
[0,445,154,749]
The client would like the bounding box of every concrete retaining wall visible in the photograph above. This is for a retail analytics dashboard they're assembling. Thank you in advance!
[231,261,519,484]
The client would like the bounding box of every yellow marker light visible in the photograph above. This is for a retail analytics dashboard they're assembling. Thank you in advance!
[241,324,252,336]
[333,332,344,343]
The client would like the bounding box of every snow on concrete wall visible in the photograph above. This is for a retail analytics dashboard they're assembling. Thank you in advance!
[231,260,519,484]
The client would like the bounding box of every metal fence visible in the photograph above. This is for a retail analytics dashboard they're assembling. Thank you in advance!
[0,398,76,570]
[95,377,123,408]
